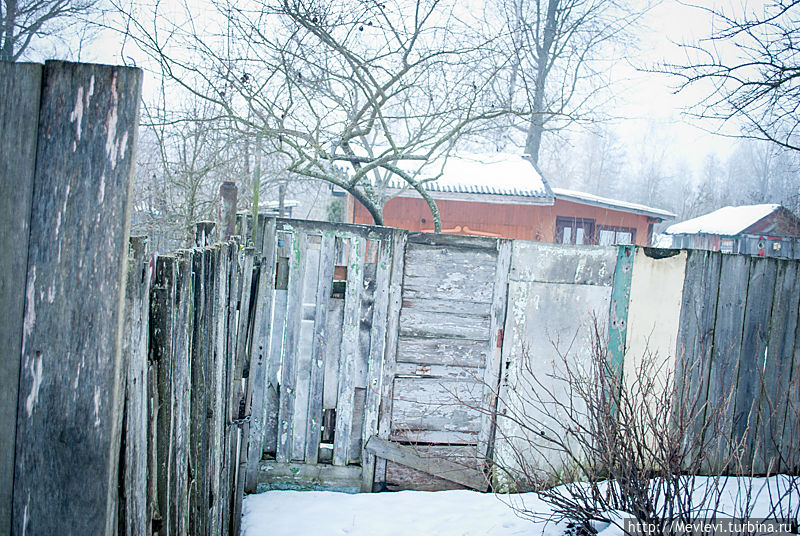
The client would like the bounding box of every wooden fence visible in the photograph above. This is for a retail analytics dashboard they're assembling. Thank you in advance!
[675,250,800,474]
[119,236,255,536]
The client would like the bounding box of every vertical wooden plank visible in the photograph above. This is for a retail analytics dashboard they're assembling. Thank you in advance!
[734,257,777,473]
[373,230,407,490]
[360,236,393,491]
[705,254,748,471]
[209,244,230,536]
[120,237,151,536]
[333,236,366,466]
[245,218,277,493]
[607,245,636,379]
[476,239,512,472]
[291,240,321,460]
[0,62,40,535]
[277,232,307,462]
[306,234,336,464]
[188,250,208,536]
[200,247,215,528]
[759,261,800,473]
[231,247,255,536]
[12,60,141,536]
[152,255,177,535]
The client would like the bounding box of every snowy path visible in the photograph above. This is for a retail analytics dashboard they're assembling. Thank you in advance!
[241,489,561,536]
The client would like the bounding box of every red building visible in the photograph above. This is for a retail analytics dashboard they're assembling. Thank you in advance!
[349,153,675,246]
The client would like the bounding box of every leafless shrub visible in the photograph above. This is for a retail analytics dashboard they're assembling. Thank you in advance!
[485,317,753,534]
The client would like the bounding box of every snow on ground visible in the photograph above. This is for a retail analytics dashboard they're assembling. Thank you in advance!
[241,477,799,536]
[241,489,562,536]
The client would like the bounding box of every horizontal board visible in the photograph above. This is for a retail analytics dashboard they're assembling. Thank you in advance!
[389,429,478,445]
[366,437,485,490]
[257,461,361,492]
[384,444,482,491]
[391,378,483,433]
[395,363,483,380]
[401,297,491,316]
[276,218,394,240]
[404,244,497,278]
[407,233,499,251]
[509,242,617,285]
[402,274,495,303]
[396,337,488,368]
[399,308,490,340]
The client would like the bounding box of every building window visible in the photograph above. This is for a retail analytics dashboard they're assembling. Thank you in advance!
[556,217,595,245]
[597,225,636,245]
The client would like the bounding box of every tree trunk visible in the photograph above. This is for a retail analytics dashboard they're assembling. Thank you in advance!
[525,0,559,165]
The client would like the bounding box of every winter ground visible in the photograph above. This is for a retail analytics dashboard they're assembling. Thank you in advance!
[242,476,799,536]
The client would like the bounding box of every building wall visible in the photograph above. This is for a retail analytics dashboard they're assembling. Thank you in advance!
[351,195,655,246]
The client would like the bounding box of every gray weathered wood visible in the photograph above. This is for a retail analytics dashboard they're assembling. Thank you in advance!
[257,461,362,491]
[365,437,486,490]
[12,60,141,536]
[391,378,483,434]
[374,230,407,490]
[305,234,336,464]
[361,237,393,490]
[759,261,800,472]
[734,258,777,472]
[120,237,150,536]
[333,236,366,466]
[152,256,177,535]
[188,249,209,536]
[384,444,479,491]
[277,232,307,462]
[406,232,499,251]
[398,308,491,340]
[245,218,277,492]
[396,337,488,368]
[0,61,40,536]
[477,239,511,464]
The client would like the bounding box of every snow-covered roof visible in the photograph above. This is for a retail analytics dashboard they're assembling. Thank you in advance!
[388,153,553,202]
[552,188,676,220]
[665,204,781,236]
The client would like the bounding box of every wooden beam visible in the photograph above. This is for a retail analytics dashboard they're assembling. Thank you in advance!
[366,436,486,491]
[257,461,361,491]
[12,60,141,536]
[0,61,40,535]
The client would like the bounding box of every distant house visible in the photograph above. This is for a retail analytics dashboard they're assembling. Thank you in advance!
[664,204,800,259]
[348,153,675,246]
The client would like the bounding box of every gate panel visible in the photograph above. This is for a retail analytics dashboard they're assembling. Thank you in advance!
[374,233,510,491]
[250,219,393,491]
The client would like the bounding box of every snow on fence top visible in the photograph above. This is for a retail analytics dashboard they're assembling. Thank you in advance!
[665,204,781,236]
[388,153,553,199]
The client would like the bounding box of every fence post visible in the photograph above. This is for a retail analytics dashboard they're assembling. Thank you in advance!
[11,60,141,536]
[219,182,238,241]
[0,61,41,536]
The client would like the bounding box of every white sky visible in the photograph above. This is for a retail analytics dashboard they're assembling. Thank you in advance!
[65,0,754,174]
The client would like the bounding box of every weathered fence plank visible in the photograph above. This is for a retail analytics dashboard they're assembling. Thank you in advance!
[120,237,151,536]
[334,236,366,466]
[245,218,277,492]
[735,258,777,472]
[374,230,408,490]
[277,232,308,462]
[189,249,209,535]
[306,234,336,464]
[12,60,141,535]
[0,61,40,535]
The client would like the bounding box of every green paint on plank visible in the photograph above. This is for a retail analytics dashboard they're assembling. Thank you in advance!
[608,245,635,384]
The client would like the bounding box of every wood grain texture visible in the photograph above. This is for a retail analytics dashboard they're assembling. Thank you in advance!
[366,437,485,490]
[12,61,141,536]
[0,61,40,535]
[333,236,366,466]
[119,237,150,536]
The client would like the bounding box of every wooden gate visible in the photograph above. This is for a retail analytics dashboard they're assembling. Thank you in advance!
[367,234,511,491]
[245,219,396,492]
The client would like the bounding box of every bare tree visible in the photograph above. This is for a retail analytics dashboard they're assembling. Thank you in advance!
[665,1,800,153]
[487,0,648,164]
[114,0,523,232]
[0,0,98,61]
